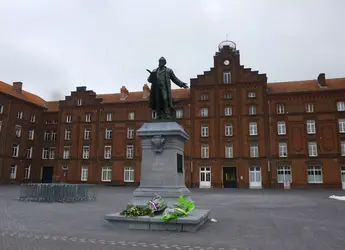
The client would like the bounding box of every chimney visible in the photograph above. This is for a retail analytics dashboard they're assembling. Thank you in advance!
[12,81,23,93]
[120,86,129,100]
[143,84,150,98]
[317,73,326,88]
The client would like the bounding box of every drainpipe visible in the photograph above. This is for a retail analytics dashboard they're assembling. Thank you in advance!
[268,100,272,188]
[1,99,11,183]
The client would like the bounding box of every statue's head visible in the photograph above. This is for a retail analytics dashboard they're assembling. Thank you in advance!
[158,57,166,67]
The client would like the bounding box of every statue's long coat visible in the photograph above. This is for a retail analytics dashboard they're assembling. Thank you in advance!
[147,66,185,111]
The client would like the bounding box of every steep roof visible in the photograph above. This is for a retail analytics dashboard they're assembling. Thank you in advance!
[97,88,190,103]
[267,77,345,93]
[0,81,47,108]
[45,101,60,112]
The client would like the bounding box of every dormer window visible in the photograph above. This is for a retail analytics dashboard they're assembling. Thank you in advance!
[248,92,256,98]
[77,99,83,106]
[223,72,231,84]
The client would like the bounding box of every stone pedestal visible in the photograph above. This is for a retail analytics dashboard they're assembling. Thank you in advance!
[131,121,192,207]
[104,121,210,232]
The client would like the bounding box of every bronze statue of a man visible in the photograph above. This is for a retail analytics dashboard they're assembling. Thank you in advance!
[147,57,188,120]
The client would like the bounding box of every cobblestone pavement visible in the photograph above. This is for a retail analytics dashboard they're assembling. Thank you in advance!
[1,186,345,250]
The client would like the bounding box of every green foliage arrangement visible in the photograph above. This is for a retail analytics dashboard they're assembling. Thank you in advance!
[120,205,154,217]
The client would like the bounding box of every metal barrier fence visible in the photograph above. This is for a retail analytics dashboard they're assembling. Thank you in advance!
[19,184,97,203]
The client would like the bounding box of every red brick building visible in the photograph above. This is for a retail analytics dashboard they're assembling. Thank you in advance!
[1,40,345,189]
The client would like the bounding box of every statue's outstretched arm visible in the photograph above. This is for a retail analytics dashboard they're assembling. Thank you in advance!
[170,70,188,88]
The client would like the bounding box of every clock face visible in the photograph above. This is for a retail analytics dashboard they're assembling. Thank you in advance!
[223,59,230,66]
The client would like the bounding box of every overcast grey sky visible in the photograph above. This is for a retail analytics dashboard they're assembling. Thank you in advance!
[0,0,344,101]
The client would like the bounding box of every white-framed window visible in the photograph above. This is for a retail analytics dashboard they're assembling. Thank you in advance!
[30,115,36,123]
[278,142,288,157]
[225,144,233,158]
[126,145,134,159]
[44,131,50,141]
[51,131,57,141]
[338,119,345,133]
[200,107,208,117]
[127,128,134,139]
[277,166,292,183]
[306,120,316,134]
[124,167,135,182]
[42,148,49,159]
[248,105,256,115]
[152,111,157,119]
[249,122,258,136]
[106,113,112,121]
[201,124,208,137]
[63,146,70,159]
[10,165,17,180]
[0,104,3,114]
[201,144,209,159]
[0,121,2,132]
[64,129,71,140]
[200,94,208,100]
[305,103,314,113]
[101,166,112,182]
[277,121,286,135]
[83,146,90,159]
[66,115,72,123]
[225,124,233,136]
[223,72,231,84]
[24,165,31,180]
[176,109,183,119]
[49,147,55,159]
[84,128,91,140]
[128,112,135,120]
[81,167,88,181]
[28,129,34,140]
[12,144,19,157]
[104,146,112,159]
[105,128,112,139]
[17,111,23,119]
[77,99,83,106]
[85,114,91,122]
[308,141,318,157]
[26,147,33,159]
[223,93,232,99]
[224,107,232,116]
[341,141,345,156]
[248,92,256,98]
[277,104,285,114]
[337,101,345,112]
[15,125,21,137]
[250,143,259,158]
[307,166,323,183]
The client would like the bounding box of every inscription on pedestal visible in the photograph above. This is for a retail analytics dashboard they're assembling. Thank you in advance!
[177,153,183,173]
[152,155,164,171]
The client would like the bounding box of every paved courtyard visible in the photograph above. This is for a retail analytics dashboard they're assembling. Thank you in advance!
[0,186,345,250]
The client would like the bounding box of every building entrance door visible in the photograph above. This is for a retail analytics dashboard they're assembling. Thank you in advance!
[42,167,53,183]
[249,166,262,189]
[223,167,237,188]
[200,167,211,188]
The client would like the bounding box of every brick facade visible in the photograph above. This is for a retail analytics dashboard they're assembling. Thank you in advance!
[1,42,345,188]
